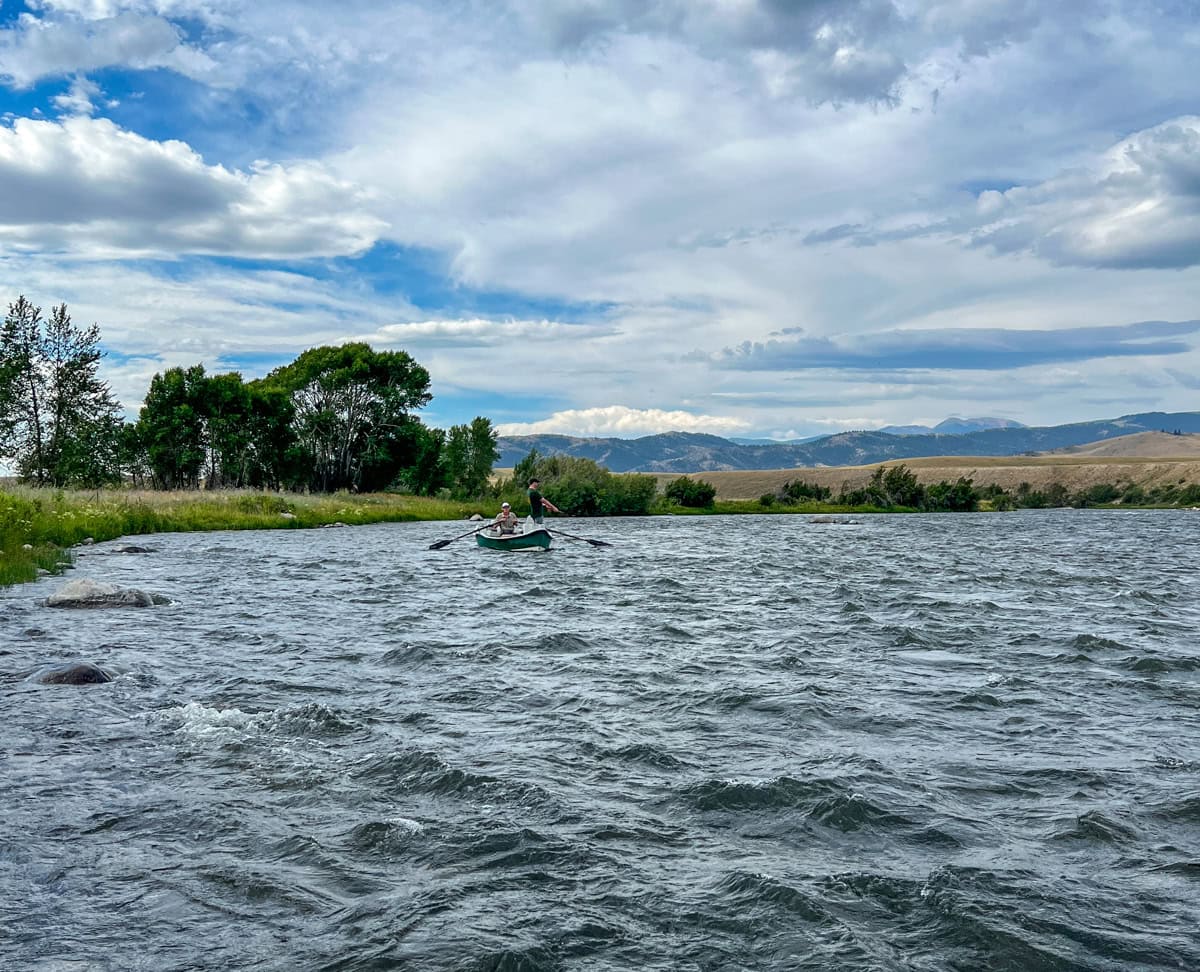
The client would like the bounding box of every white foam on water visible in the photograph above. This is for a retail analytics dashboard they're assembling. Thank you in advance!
[157,700,258,736]
[386,816,425,834]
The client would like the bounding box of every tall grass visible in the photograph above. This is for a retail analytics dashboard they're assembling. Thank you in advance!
[0,487,479,587]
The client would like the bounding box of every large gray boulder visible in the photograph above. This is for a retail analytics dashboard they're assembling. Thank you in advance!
[45,578,168,609]
[36,662,113,685]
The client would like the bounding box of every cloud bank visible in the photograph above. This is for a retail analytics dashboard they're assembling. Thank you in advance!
[497,405,750,438]
[0,0,1197,438]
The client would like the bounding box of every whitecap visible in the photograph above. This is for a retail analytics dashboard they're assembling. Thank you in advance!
[386,816,425,834]
[154,700,257,736]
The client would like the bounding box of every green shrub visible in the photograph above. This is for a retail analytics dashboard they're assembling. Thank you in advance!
[664,477,716,508]
[599,474,658,515]
[840,464,925,509]
[1077,483,1119,507]
[780,479,831,502]
[1178,483,1200,505]
[1120,483,1146,505]
[923,476,977,512]
[506,453,655,516]
[989,492,1017,511]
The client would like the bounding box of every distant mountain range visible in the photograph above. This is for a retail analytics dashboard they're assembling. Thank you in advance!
[723,418,1022,446]
[496,411,1200,473]
[877,416,1027,436]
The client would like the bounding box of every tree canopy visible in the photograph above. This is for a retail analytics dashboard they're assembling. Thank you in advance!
[1,297,123,487]
[256,343,433,493]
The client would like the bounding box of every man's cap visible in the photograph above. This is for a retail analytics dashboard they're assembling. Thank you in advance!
[501,502,510,508]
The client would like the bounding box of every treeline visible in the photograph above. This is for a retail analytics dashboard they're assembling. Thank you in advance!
[755,465,1200,511]
[0,296,497,496]
[7,295,1197,514]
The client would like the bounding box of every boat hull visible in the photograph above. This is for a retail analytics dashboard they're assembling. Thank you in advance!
[476,527,552,551]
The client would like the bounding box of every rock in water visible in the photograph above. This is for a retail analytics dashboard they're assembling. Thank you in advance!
[44,578,168,608]
[37,662,113,685]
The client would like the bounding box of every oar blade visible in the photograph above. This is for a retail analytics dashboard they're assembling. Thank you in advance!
[427,538,453,550]
[547,528,612,547]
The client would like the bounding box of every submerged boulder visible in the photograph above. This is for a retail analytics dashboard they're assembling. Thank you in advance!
[36,662,113,685]
[45,578,169,609]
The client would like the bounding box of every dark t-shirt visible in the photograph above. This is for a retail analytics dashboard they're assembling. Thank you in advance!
[528,488,544,519]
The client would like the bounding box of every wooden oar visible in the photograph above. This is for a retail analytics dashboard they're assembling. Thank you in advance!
[547,527,612,548]
[428,523,490,550]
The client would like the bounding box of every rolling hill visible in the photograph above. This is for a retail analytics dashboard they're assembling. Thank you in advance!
[496,411,1200,473]
[1039,431,1200,458]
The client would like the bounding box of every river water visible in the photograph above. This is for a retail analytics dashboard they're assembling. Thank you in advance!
[2,510,1199,971]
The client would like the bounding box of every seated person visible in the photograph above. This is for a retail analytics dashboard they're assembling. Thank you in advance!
[492,502,519,534]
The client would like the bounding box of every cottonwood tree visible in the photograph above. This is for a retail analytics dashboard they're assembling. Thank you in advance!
[136,365,296,489]
[443,416,498,497]
[256,343,433,492]
[137,365,208,489]
[0,296,123,486]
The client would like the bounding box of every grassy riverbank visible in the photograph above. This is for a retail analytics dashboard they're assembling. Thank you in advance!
[0,487,478,587]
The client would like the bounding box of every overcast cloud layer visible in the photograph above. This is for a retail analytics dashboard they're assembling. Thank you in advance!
[1,0,1198,437]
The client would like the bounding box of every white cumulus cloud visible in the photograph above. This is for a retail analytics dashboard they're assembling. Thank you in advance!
[0,12,214,86]
[497,405,750,437]
[972,116,1200,270]
[0,115,385,257]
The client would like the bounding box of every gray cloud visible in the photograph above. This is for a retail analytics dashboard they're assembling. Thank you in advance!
[514,0,908,103]
[1166,367,1200,390]
[709,320,1200,372]
[918,0,1044,57]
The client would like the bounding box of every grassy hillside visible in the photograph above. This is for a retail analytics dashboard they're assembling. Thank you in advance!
[1041,431,1200,458]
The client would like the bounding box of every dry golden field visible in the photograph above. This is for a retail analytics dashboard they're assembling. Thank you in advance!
[500,431,1200,500]
[651,457,1200,500]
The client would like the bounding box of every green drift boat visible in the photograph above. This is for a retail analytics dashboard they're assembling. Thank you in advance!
[476,523,552,551]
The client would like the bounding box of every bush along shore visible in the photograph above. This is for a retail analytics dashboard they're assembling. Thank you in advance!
[0,487,478,587]
[664,464,1200,513]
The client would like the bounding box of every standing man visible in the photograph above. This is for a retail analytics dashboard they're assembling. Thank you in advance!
[527,478,561,524]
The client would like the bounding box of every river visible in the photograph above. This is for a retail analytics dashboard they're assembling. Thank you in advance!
[3,510,1198,970]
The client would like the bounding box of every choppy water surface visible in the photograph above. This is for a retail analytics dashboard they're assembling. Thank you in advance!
[3,510,1199,971]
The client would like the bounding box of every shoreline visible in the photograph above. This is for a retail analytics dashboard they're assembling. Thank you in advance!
[0,487,476,587]
[5,472,1197,587]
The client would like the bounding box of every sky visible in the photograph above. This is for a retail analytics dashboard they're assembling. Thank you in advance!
[0,0,1198,441]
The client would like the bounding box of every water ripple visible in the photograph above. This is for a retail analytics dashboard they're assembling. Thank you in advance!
[3,510,1199,969]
